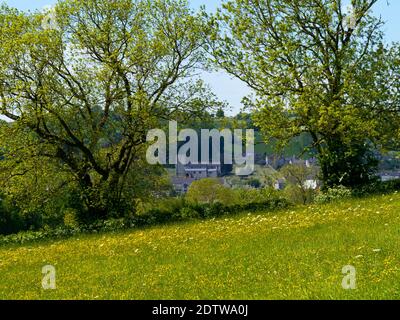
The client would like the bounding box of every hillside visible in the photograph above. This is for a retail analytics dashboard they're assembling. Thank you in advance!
[1,193,400,300]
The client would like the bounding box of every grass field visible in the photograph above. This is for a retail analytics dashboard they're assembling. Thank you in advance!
[1,192,400,300]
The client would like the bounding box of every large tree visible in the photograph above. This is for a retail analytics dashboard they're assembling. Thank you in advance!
[0,0,215,219]
[208,0,400,188]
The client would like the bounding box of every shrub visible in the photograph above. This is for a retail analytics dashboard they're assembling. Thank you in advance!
[0,192,291,246]
[314,186,352,204]
[233,187,287,206]
[0,193,44,235]
[283,184,316,205]
[154,197,186,213]
[63,209,79,228]
[186,178,235,205]
[203,202,229,218]
[179,207,201,220]
[0,195,23,235]
[352,179,400,197]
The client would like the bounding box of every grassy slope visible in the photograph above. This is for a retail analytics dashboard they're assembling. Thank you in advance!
[1,193,400,300]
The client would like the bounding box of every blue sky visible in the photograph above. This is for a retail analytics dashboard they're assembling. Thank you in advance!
[3,0,400,115]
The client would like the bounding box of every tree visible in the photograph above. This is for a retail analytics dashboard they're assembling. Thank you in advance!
[0,0,215,219]
[281,163,318,204]
[186,178,234,204]
[216,107,225,118]
[208,0,400,188]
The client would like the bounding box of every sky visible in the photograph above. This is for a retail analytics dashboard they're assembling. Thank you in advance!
[2,0,400,115]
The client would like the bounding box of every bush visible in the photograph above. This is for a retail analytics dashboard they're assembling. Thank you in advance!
[0,193,44,235]
[0,182,87,234]
[178,207,201,220]
[154,197,187,214]
[233,187,288,206]
[352,179,400,197]
[63,208,79,228]
[314,186,352,204]
[0,195,23,235]
[186,178,235,205]
[202,202,228,218]
[283,184,316,205]
[0,190,291,246]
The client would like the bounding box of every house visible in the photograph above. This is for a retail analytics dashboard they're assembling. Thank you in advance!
[304,179,318,190]
[176,162,221,178]
[172,162,223,194]
[378,172,400,182]
[274,178,286,190]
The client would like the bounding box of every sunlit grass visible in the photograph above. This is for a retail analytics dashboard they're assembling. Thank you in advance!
[1,192,400,300]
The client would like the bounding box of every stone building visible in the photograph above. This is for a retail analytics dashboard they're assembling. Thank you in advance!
[172,162,223,194]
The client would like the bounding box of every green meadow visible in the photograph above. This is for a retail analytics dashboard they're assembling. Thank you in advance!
[1,192,400,300]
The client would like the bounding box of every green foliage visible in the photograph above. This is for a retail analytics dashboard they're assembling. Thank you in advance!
[318,141,379,189]
[283,184,316,205]
[0,121,174,231]
[0,189,290,245]
[314,186,352,204]
[233,187,278,204]
[0,193,23,235]
[0,218,131,246]
[178,206,201,220]
[314,171,400,204]
[352,179,400,197]
[0,122,87,229]
[63,208,79,228]
[186,178,235,205]
[280,163,318,204]
[215,107,225,118]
